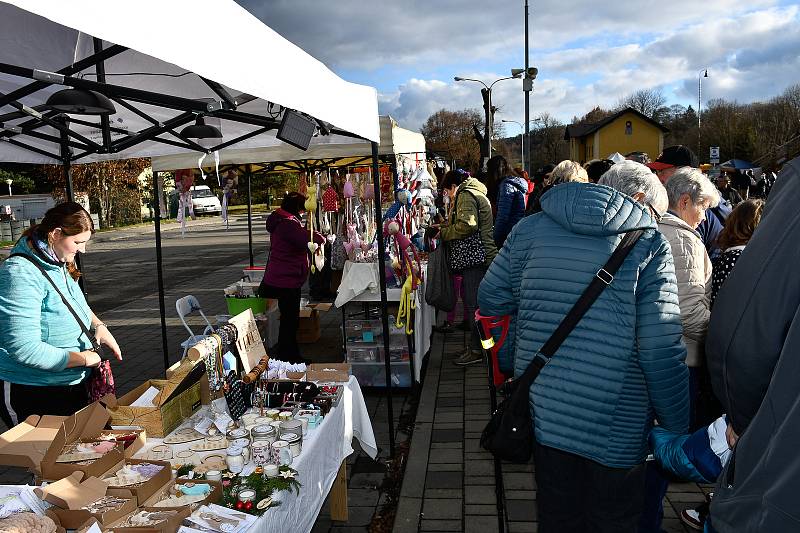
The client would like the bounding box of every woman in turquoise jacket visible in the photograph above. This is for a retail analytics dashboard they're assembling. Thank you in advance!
[0,202,121,427]
[478,165,689,532]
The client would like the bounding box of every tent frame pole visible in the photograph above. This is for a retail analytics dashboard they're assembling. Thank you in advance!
[152,170,170,370]
[247,164,254,267]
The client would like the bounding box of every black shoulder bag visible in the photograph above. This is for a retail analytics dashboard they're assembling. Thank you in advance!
[9,253,116,401]
[480,229,644,463]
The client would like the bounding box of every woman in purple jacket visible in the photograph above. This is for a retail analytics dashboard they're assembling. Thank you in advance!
[258,193,325,363]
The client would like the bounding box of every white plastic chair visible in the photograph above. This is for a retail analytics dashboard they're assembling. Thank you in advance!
[176,295,214,357]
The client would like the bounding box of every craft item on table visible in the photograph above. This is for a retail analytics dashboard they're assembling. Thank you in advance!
[55,440,117,463]
[198,454,227,472]
[226,427,249,444]
[240,413,259,429]
[165,426,206,445]
[190,434,227,452]
[225,447,245,474]
[263,464,278,477]
[265,409,280,421]
[0,489,35,520]
[265,359,306,380]
[256,380,319,409]
[173,449,197,467]
[231,438,250,462]
[152,480,212,508]
[105,462,165,487]
[119,509,178,528]
[137,444,173,461]
[250,440,272,467]
[241,357,268,384]
[81,495,129,514]
[278,419,303,439]
[223,370,252,421]
[0,512,57,533]
[281,432,302,457]
[206,470,222,481]
[271,440,292,466]
[215,467,299,516]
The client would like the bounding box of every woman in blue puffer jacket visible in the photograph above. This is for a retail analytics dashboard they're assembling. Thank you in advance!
[478,161,689,533]
[489,156,528,247]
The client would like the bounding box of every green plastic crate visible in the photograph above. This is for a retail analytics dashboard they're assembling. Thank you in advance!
[225,296,268,316]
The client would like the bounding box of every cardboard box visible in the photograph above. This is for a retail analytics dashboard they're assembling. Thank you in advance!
[141,477,222,510]
[40,402,127,481]
[305,363,351,383]
[91,428,147,459]
[37,472,138,529]
[105,361,206,438]
[295,303,332,344]
[103,459,172,506]
[104,506,190,532]
[0,413,66,472]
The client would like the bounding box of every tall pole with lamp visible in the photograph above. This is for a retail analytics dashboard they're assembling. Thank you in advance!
[501,119,524,167]
[524,0,531,175]
[454,75,521,168]
[698,68,708,160]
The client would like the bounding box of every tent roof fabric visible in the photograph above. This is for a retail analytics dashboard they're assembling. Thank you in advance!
[0,0,379,165]
[151,116,425,171]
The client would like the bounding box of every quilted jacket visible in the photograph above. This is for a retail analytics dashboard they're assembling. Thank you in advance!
[439,178,498,268]
[493,175,528,247]
[478,182,689,468]
[658,213,713,367]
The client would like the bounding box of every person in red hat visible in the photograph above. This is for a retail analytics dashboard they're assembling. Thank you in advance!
[647,145,699,184]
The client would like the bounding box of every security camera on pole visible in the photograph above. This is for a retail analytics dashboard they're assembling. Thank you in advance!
[511,67,538,174]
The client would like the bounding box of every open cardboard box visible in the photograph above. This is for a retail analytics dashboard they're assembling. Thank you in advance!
[104,360,207,437]
[95,428,147,459]
[141,477,222,510]
[103,458,172,506]
[40,402,127,481]
[104,506,190,532]
[0,413,66,473]
[306,363,351,383]
[295,303,332,344]
[37,471,138,529]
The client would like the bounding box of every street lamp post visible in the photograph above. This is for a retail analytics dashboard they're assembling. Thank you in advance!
[454,74,520,167]
[698,68,708,160]
[501,119,525,167]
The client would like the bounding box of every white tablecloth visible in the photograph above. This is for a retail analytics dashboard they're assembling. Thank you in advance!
[134,376,376,533]
[335,261,433,382]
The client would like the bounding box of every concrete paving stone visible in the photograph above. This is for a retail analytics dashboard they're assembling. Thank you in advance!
[465,420,490,432]
[661,517,690,532]
[348,472,384,489]
[505,490,536,500]
[430,442,463,450]
[465,485,498,505]
[463,514,502,533]
[464,439,483,453]
[433,423,464,430]
[465,504,499,515]
[333,506,374,527]
[464,413,490,422]
[663,503,678,518]
[428,463,464,472]
[426,471,463,489]
[436,406,464,414]
[425,488,462,499]
[422,498,462,520]
[465,476,495,486]
[437,392,464,398]
[503,473,535,490]
[436,397,464,407]
[506,499,537,522]
[393,496,423,533]
[465,460,495,476]
[428,450,464,464]
[438,384,462,393]
[431,429,463,442]
[435,413,463,424]
[346,489,380,507]
[465,452,494,462]
[667,492,707,503]
[329,526,370,533]
[507,522,538,533]
[667,482,704,493]
[501,462,535,473]
[420,519,464,531]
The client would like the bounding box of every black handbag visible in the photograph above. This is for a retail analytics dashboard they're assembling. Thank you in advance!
[480,229,644,463]
[447,189,487,272]
[424,243,455,312]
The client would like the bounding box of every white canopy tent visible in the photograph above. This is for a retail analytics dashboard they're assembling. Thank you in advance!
[0,0,379,166]
[151,116,425,171]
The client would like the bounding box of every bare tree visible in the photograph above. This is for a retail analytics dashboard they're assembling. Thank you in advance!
[617,88,669,120]
[421,108,484,170]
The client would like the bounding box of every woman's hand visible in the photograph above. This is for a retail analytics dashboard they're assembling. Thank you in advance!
[67,350,101,368]
[95,325,123,361]
[726,423,739,449]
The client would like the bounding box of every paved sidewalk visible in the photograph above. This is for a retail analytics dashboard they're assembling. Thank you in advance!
[395,320,711,532]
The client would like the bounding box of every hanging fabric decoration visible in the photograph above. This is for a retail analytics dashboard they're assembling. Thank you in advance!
[305,175,324,273]
[221,170,237,228]
[175,168,195,237]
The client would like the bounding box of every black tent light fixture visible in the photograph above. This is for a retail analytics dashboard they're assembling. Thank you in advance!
[45,88,116,115]
[181,114,222,139]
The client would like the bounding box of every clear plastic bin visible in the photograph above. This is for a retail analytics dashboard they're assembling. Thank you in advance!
[351,361,412,388]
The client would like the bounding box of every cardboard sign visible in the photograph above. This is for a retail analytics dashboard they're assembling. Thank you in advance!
[229,309,266,373]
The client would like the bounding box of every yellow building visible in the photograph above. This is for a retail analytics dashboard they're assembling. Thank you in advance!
[564,108,668,164]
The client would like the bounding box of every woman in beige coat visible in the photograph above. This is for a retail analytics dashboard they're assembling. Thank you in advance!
[659,167,720,428]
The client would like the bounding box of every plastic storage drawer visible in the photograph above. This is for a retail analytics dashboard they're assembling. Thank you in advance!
[351,361,412,388]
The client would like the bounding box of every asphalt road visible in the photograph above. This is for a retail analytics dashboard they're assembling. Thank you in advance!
[79,215,269,314]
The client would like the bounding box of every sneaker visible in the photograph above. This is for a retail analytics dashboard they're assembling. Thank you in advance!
[453,349,483,366]
[433,321,454,333]
[680,509,704,531]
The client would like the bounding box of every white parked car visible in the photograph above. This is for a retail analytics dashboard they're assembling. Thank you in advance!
[190,185,222,216]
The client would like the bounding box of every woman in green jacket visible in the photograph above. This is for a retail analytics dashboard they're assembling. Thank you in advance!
[0,202,122,427]
[438,169,497,366]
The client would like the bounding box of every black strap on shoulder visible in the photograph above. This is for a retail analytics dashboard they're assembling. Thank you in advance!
[8,253,97,349]
[518,229,645,382]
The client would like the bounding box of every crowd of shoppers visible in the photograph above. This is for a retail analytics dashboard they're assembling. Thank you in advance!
[430,148,797,533]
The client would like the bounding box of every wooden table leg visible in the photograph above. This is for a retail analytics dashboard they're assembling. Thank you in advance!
[330,460,349,522]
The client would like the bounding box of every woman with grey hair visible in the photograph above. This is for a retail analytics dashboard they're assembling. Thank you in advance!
[660,167,719,420]
[598,160,669,217]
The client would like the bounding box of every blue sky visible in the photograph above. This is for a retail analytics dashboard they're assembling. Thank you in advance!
[237,0,800,132]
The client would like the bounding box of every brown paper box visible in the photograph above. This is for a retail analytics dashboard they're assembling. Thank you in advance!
[141,477,222,510]
[103,458,173,506]
[104,506,190,532]
[305,363,351,383]
[0,414,65,472]
[40,402,126,481]
[37,472,138,529]
[85,428,147,460]
[104,362,205,437]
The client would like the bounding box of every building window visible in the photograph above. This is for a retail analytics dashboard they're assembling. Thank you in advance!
[625,121,633,135]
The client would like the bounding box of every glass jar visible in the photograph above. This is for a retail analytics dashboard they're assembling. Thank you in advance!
[225,446,244,474]
[226,427,249,444]
[251,424,276,441]
[282,432,302,458]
